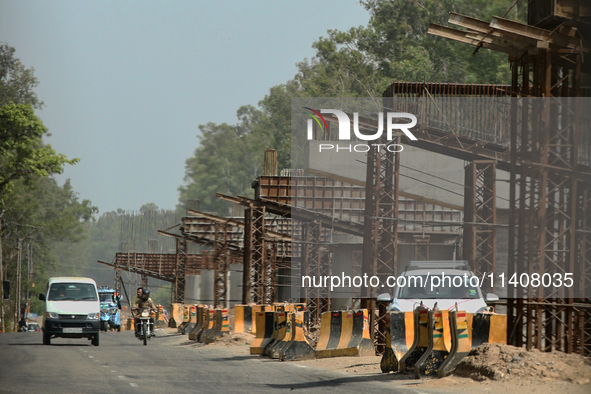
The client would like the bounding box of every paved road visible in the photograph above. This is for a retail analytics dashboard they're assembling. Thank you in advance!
[0,329,423,394]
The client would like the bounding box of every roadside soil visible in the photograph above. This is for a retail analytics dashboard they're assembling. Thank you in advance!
[169,328,591,394]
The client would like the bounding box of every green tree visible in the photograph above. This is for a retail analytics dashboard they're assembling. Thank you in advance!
[0,43,43,109]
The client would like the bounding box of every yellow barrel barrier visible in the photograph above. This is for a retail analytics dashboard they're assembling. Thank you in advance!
[155,305,167,328]
[472,313,507,347]
[250,311,275,355]
[169,303,184,328]
[184,305,197,334]
[437,310,472,377]
[177,304,190,333]
[221,309,230,334]
[380,311,414,373]
[204,309,223,344]
[315,311,341,358]
[281,311,315,361]
[266,312,288,358]
[399,308,429,372]
[414,310,451,378]
[188,306,204,340]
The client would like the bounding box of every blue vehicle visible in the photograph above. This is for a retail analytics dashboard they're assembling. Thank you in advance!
[98,286,122,332]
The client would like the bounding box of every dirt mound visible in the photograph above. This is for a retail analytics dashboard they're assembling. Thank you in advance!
[210,332,253,346]
[453,343,591,385]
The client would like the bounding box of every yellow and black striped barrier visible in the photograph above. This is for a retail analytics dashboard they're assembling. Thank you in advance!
[169,303,184,328]
[264,312,288,357]
[204,309,223,343]
[380,311,414,373]
[184,305,197,334]
[177,304,190,333]
[197,308,214,342]
[437,310,471,377]
[188,306,204,340]
[250,311,275,354]
[221,309,230,335]
[315,310,374,358]
[472,313,507,347]
[414,310,452,377]
[399,308,429,372]
[280,311,315,361]
[234,305,248,333]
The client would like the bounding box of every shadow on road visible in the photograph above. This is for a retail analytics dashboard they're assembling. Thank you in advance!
[265,373,419,390]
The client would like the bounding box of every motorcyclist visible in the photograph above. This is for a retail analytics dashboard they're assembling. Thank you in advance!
[133,288,156,337]
[132,287,142,307]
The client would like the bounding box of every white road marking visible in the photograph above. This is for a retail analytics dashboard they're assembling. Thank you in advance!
[129,383,138,387]
[111,371,116,373]
[118,376,126,379]
[88,356,94,358]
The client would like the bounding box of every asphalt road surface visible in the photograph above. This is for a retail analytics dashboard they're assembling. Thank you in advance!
[0,329,423,394]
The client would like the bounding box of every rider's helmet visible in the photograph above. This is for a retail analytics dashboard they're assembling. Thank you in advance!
[142,288,150,300]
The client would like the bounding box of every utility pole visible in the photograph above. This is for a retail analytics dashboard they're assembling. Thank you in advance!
[13,238,21,331]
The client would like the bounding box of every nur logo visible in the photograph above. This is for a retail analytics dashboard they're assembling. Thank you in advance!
[304,108,418,141]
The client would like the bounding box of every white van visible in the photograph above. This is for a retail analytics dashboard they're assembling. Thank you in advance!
[39,277,100,346]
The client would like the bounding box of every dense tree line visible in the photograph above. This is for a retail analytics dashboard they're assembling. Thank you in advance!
[178,0,526,213]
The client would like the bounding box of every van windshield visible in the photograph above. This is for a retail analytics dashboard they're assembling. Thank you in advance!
[48,283,98,301]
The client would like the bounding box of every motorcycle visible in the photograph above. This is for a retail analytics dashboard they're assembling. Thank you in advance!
[134,307,155,346]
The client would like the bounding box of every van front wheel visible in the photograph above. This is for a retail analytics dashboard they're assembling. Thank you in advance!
[92,333,99,346]
[43,331,51,345]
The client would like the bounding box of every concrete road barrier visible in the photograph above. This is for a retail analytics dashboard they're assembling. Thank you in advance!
[380,311,414,373]
[185,305,197,334]
[280,311,315,361]
[399,308,429,372]
[264,312,287,357]
[197,309,214,343]
[188,306,204,340]
[250,311,275,355]
[169,303,184,328]
[204,309,224,343]
[177,305,190,334]
[472,313,507,347]
[315,310,374,358]
[414,310,451,377]
[437,310,471,377]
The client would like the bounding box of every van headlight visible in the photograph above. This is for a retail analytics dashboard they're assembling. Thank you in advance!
[87,313,100,320]
[45,312,58,319]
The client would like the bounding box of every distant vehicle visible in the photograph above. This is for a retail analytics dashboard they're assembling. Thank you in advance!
[377,260,499,314]
[27,323,41,332]
[39,277,100,346]
[98,286,122,331]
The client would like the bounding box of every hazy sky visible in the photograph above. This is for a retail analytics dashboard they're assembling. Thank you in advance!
[0,0,370,214]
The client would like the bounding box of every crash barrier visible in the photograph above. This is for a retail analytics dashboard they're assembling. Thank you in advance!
[471,313,507,347]
[263,311,288,357]
[315,309,374,358]
[413,310,451,377]
[188,306,205,340]
[251,305,273,334]
[197,309,215,342]
[185,305,197,334]
[393,309,507,376]
[280,311,315,361]
[221,309,230,334]
[203,310,223,343]
[380,311,414,373]
[234,305,248,333]
[399,308,429,372]
[250,311,275,354]
[177,305,190,334]
[155,305,167,328]
[169,303,184,328]
[126,318,134,331]
[437,311,471,377]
